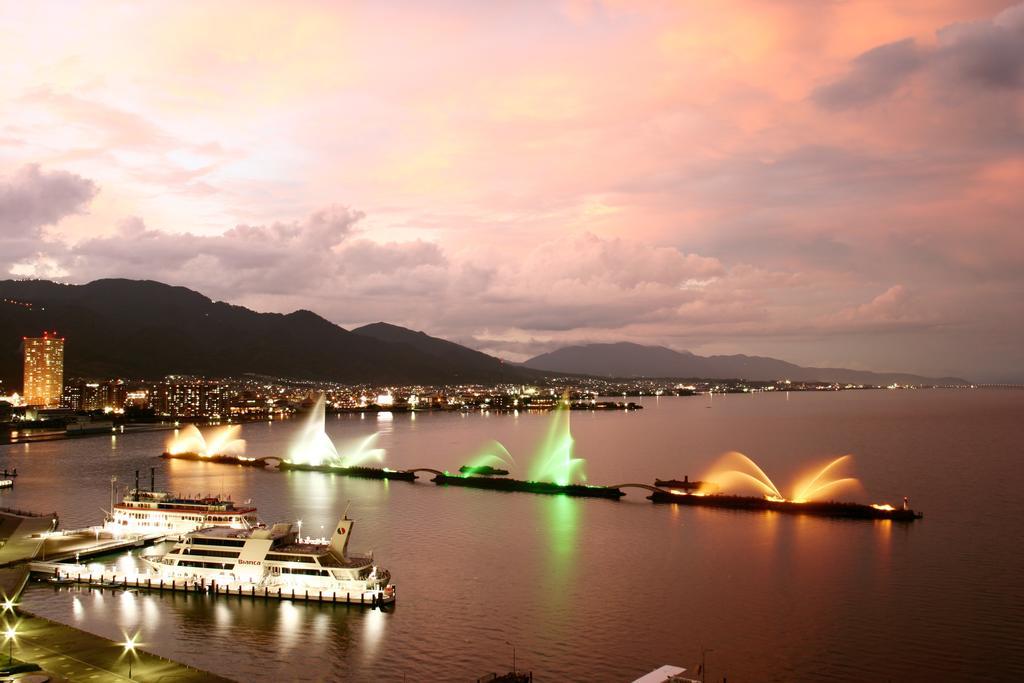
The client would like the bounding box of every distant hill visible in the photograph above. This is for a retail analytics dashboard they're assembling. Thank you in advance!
[352,322,529,380]
[0,279,536,385]
[523,342,967,385]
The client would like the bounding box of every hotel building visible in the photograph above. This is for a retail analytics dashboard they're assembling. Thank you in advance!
[23,331,65,408]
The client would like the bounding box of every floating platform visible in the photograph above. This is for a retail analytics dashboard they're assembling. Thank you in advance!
[654,476,718,493]
[433,473,624,499]
[647,490,922,521]
[278,462,418,481]
[160,451,266,467]
[458,465,510,476]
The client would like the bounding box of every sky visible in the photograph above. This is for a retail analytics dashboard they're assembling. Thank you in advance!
[1,0,1022,382]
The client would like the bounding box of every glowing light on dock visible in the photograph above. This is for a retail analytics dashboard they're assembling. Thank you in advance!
[166,424,245,457]
[529,401,585,486]
[791,455,861,503]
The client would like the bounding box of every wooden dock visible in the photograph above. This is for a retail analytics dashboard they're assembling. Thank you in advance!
[31,568,395,608]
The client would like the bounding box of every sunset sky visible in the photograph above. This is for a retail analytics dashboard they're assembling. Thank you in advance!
[2,1,1022,381]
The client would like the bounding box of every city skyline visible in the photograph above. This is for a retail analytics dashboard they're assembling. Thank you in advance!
[2,2,1023,383]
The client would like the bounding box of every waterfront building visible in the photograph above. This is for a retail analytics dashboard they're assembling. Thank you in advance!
[60,381,86,411]
[60,379,127,412]
[151,376,227,418]
[23,331,65,408]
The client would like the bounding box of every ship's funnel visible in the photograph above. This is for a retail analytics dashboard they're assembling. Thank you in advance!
[330,518,354,559]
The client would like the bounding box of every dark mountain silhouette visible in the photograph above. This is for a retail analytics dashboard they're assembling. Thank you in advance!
[0,279,535,385]
[351,322,532,380]
[523,342,967,385]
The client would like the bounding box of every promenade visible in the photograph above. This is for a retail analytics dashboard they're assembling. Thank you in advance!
[5,611,234,682]
[0,510,234,681]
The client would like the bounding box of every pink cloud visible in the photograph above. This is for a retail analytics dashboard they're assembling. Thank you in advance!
[2,1,1023,379]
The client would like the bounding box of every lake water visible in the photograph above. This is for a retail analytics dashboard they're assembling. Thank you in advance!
[2,390,1023,681]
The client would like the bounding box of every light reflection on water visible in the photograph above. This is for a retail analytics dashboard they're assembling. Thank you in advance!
[3,390,1024,681]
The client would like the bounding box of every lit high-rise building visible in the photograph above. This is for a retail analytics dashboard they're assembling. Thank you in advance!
[23,331,65,408]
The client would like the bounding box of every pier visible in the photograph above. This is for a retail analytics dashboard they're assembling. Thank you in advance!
[30,568,394,608]
[37,529,168,563]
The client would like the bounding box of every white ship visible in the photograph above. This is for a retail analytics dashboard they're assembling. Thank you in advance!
[141,513,395,604]
[104,489,258,537]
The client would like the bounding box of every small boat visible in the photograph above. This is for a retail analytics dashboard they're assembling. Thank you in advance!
[97,579,125,589]
[654,476,717,493]
[458,465,510,476]
[47,575,77,586]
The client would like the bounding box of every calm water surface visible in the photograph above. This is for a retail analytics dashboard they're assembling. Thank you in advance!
[2,390,1023,681]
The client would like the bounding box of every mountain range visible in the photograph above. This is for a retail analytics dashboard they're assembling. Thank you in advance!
[523,342,967,385]
[0,279,965,387]
[0,279,536,386]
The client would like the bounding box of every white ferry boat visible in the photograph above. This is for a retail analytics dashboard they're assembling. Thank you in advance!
[141,514,395,604]
[104,489,258,537]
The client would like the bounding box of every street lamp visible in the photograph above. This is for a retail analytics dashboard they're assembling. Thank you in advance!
[4,625,16,666]
[123,635,136,679]
[701,647,714,683]
[1,599,14,612]
[504,640,516,675]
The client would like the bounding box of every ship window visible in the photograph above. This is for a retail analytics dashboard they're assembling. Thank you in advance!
[190,538,246,548]
[266,554,316,563]
[280,567,328,576]
[177,560,236,569]
[182,548,239,559]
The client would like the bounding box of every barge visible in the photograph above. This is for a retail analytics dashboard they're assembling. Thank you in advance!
[278,462,417,481]
[160,451,266,467]
[433,473,624,499]
[654,476,718,493]
[458,465,510,476]
[648,490,922,521]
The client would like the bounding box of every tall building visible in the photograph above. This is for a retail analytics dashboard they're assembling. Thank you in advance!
[23,331,65,408]
[153,377,226,418]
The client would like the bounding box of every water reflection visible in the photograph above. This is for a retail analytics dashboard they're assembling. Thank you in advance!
[361,606,386,661]
[542,495,579,609]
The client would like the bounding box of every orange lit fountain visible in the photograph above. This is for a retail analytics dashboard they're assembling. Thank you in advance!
[648,451,921,521]
[161,425,263,466]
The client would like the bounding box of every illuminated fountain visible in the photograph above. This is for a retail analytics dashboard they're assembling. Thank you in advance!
[280,394,411,480]
[162,425,261,465]
[166,425,246,458]
[649,451,920,520]
[790,455,861,503]
[337,432,386,468]
[529,401,586,486]
[433,401,623,498]
[703,451,787,501]
[286,395,339,467]
[459,440,515,476]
